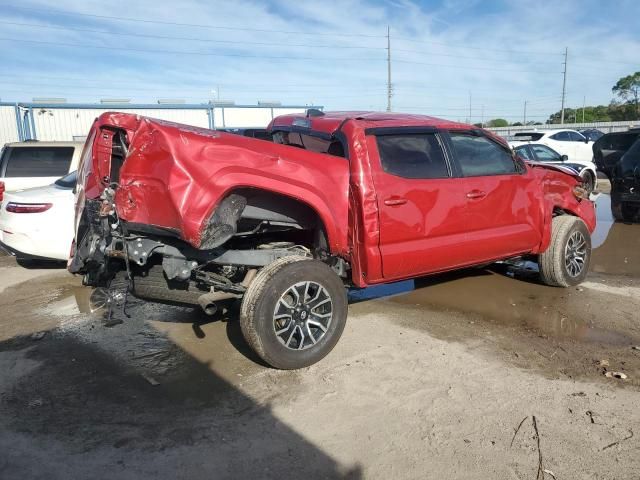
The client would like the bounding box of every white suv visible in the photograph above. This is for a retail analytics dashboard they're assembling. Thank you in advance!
[0,141,83,192]
[510,129,594,163]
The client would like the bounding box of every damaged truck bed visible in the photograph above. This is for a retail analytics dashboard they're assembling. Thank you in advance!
[70,111,596,369]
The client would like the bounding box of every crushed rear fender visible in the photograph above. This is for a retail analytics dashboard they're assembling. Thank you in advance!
[84,113,351,256]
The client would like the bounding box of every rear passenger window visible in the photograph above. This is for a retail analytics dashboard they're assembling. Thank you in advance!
[550,131,570,141]
[449,133,517,177]
[569,131,585,142]
[376,134,449,179]
[2,147,74,178]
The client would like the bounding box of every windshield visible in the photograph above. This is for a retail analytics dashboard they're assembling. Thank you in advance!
[54,170,78,189]
[513,132,544,141]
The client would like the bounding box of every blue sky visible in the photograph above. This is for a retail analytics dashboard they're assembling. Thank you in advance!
[0,0,639,122]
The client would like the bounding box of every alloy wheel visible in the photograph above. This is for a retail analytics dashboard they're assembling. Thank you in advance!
[273,281,333,350]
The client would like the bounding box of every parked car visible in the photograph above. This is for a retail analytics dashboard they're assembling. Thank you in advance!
[0,141,83,192]
[510,129,594,163]
[69,111,595,369]
[0,171,76,261]
[592,128,640,178]
[511,143,598,194]
[578,128,605,142]
[217,128,273,141]
[610,136,640,222]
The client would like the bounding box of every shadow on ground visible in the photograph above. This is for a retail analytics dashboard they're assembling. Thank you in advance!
[0,302,362,479]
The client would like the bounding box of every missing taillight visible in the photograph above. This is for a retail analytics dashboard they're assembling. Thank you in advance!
[6,202,53,213]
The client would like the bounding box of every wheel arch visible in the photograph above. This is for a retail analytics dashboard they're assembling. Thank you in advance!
[199,185,336,252]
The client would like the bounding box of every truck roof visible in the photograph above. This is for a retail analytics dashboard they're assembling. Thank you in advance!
[270,111,478,136]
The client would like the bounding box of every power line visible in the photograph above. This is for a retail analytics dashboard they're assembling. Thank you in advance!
[390,35,563,56]
[0,37,383,61]
[0,73,382,89]
[393,59,560,74]
[0,20,386,50]
[0,80,387,94]
[0,3,384,38]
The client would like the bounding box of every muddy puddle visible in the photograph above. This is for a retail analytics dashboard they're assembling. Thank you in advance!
[351,194,640,348]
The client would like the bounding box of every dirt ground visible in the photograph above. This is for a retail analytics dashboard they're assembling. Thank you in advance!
[1,187,639,479]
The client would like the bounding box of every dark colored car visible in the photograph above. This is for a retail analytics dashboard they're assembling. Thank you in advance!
[579,128,605,142]
[611,137,640,222]
[593,128,640,177]
[217,128,273,141]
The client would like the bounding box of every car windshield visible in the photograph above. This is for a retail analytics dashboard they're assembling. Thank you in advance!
[54,170,78,189]
[513,132,544,141]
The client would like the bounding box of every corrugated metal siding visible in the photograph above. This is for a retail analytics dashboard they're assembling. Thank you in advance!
[0,106,19,145]
[0,104,317,141]
[31,108,210,141]
[221,108,273,128]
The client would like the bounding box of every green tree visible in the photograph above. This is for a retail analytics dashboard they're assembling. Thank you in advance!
[487,118,508,127]
[612,72,640,118]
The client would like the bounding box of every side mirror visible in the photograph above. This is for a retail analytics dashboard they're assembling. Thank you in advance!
[561,155,568,162]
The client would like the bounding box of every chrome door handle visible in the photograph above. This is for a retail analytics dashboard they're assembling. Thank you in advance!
[466,190,487,199]
[384,197,408,206]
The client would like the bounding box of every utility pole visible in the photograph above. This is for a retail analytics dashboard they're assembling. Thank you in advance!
[386,25,392,112]
[469,91,472,123]
[560,47,568,124]
[582,95,586,123]
[523,100,527,125]
[481,104,484,127]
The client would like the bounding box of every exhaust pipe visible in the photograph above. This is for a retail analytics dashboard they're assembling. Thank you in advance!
[197,269,258,315]
[198,296,218,315]
[197,290,240,315]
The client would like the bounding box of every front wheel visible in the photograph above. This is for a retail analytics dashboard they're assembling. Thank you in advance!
[539,216,591,287]
[240,256,348,369]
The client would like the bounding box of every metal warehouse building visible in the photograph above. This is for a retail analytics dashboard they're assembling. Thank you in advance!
[0,101,317,145]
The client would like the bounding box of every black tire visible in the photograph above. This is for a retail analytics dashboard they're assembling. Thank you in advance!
[580,170,595,195]
[240,256,347,369]
[539,216,591,287]
[612,200,638,222]
[132,263,205,305]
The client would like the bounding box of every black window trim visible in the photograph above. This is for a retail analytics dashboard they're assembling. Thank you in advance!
[372,130,454,180]
[443,130,525,178]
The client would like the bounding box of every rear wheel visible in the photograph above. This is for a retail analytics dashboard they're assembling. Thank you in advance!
[539,216,591,287]
[240,256,347,369]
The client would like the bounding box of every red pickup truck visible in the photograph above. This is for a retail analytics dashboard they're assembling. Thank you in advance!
[69,110,596,369]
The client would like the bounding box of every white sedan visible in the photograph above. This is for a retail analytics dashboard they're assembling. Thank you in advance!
[511,143,598,194]
[510,129,594,163]
[0,171,76,261]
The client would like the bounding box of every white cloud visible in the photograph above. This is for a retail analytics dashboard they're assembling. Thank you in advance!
[0,0,638,122]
